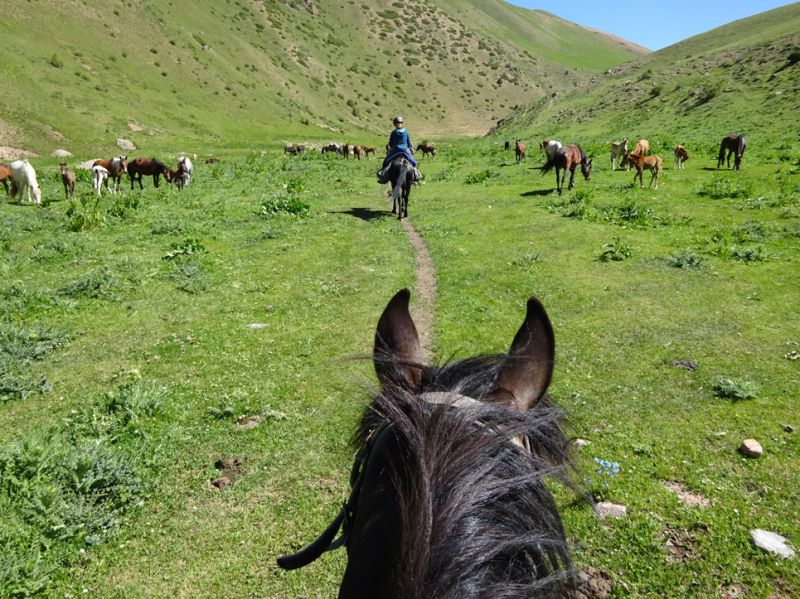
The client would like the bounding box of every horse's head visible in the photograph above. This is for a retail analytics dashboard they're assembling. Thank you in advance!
[581,158,593,181]
[59,163,68,173]
[116,156,128,173]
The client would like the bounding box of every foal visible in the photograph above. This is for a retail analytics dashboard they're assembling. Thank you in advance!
[60,163,76,199]
[625,152,663,189]
[673,145,689,169]
[515,139,526,163]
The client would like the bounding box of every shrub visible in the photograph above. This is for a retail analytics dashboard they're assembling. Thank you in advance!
[48,54,63,68]
[667,250,704,269]
[259,194,310,217]
[163,239,207,260]
[464,169,499,185]
[66,196,105,232]
[699,176,753,199]
[59,266,120,299]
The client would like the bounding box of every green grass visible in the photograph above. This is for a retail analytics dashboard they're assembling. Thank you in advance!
[1,137,798,597]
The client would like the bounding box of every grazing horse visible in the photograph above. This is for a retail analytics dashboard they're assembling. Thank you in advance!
[322,143,342,155]
[542,144,592,195]
[361,146,376,158]
[10,160,42,205]
[386,156,417,219]
[624,152,663,189]
[92,165,109,196]
[717,134,746,170]
[277,289,574,598]
[418,142,436,158]
[515,139,526,163]
[60,163,76,199]
[353,145,362,160]
[204,157,220,164]
[0,163,16,196]
[673,145,689,169]
[127,157,169,190]
[92,156,127,194]
[284,143,305,156]
[610,138,628,170]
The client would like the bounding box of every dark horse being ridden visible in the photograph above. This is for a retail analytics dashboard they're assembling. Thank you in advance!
[542,144,592,195]
[278,289,575,598]
[717,134,746,170]
[128,157,169,190]
[386,156,417,219]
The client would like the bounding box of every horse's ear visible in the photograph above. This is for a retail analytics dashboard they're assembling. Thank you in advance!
[487,297,555,412]
[374,289,423,391]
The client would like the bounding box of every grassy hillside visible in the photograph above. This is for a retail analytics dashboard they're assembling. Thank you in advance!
[491,3,800,144]
[0,0,640,157]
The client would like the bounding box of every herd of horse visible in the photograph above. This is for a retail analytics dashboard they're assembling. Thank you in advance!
[0,155,194,204]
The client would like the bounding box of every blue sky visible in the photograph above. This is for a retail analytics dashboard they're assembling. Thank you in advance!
[506,1,796,50]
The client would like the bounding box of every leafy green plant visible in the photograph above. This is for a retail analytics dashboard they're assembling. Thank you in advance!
[712,377,758,401]
[465,169,499,185]
[667,250,704,269]
[59,266,121,299]
[163,239,207,260]
[169,260,208,294]
[66,196,105,232]
[598,237,632,262]
[699,176,754,199]
[259,194,310,217]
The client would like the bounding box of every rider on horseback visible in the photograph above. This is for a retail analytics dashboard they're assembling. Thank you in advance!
[377,116,421,184]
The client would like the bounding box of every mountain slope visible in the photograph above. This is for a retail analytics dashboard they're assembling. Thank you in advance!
[0,0,642,155]
[490,3,800,144]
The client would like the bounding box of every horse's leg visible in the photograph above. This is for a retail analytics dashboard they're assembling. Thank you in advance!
[567,165,576,190]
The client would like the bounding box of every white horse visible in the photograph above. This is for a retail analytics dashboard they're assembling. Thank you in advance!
[177,156,193,185]
[610,138,629,170]
[10,160,42,205]
[540,139,563,169]
[92,165,109,196]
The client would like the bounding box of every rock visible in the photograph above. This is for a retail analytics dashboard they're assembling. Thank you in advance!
[738,439,763,458]
[117,138,136,151]
[77,159,98,170]
[594,501,627,520]
[211,476,232,489]
[750,529,795,558]
[574,438,590,448]
[51,149,72,158]
[670,359,697,371]
[248,323,267,329]
[783,424,794,433]
[237,415,262,430]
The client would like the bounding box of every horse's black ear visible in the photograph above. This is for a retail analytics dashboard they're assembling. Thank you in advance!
[374,289,423,391]
[488,297,555,411]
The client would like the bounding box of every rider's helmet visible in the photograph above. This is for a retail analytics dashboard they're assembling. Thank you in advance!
[392,115,404,125]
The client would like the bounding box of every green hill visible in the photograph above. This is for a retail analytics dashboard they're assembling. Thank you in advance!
[0,0,641,156]
[491,3,800,145]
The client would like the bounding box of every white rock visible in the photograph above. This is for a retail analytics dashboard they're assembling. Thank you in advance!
[750,529,795,558]
[574,438,590,447]
[51,149,72,157]
[117,138,136,151]
[738,439,763,458]
[248,323,267,329]
[594,501,627,520]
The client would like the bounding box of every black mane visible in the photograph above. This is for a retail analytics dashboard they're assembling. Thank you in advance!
[353,356,575,598]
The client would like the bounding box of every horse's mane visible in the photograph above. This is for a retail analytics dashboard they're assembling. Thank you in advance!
[354,356,574,598]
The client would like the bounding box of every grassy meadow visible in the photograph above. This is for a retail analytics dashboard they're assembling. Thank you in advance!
[1,136,798,597]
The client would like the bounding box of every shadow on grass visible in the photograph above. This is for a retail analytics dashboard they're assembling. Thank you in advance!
[330,207,389,221]
[521,189,555,197]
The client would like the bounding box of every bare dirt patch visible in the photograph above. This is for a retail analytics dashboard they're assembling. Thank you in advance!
[664,480,712,507]
[0,146,38,160]
[400,219,437,360]
[566,566,614,598]
[211,457,243,489]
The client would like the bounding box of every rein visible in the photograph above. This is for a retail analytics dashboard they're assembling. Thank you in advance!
[276,393,530,570]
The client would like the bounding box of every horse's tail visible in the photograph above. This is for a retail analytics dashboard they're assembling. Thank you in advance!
[717,139,727,164]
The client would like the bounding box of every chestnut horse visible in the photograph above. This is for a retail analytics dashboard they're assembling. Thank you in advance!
[128,158,169,190]
[0,163,16,196]
[717,134,746,170]
[542,144,592,195]
[60,163,76,199]
[361,146,376,158]
[92,156,127,194]
[673,145,689,169]
[418,142,436,158]
[620,139,649,169]
[515,139,526,163]
[624,152,663,189]
[278,289,574,597]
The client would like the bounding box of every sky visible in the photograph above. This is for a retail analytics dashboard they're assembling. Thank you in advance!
[506,1,797,50]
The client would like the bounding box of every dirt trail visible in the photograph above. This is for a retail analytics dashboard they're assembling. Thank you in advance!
[399,219,437,360]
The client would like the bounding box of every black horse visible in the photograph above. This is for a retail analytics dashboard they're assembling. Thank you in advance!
[279,289,575,598]
[386,157,416,219]
[717,134,746,170]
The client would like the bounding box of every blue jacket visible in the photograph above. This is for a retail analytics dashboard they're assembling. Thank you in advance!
[388,128,412,154]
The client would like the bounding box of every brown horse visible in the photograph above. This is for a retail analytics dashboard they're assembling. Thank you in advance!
[284,143,305,156]
[92,156,127,194]
[717,134,746,170]
[625,152,663,189]
[418,142,436,158]
[0,163,16,196]
[60,163,76,199]
[277,289,574,597]
[127,158,169,190]
[361,146,376,158]
[515,139,526,163]
[620,139,649,169]
[353,145,362,160]
[673,145,689,169]
[542,144,592,195]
